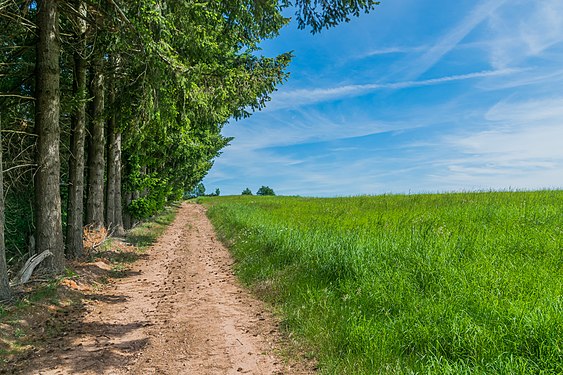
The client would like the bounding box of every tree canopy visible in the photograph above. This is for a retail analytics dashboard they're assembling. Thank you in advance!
[256,186,276,196]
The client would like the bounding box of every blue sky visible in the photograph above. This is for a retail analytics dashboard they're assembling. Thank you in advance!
[203,0,563,196]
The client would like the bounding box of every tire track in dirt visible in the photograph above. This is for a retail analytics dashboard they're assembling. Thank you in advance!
[23,203,311,374]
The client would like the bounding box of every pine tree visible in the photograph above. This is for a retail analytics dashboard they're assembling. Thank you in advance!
[35,0,64,273]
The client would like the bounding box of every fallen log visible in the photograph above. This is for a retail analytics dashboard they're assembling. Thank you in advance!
[10,250,53,286]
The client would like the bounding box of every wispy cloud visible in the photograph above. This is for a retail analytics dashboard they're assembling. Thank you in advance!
[487,0,563,69]
[439,97,563,189]
[205,0,563,196]
[357,46,425,58]
[268,68,519,110]
[399,0,509,79]
[477,67,563,91]
[222,109,393,151]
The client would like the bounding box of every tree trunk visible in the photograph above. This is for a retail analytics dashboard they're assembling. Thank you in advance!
[86,53,105,228]
[106,127,116,228]
[34,0,64,274]
[66,0,87,259]
[0,120,11,300]
[123,191,132,229]
[105,56,125,235]
[113,130,124,235]
[106,127,125,235]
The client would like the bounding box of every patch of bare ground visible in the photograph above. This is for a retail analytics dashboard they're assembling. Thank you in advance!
[2,203,315,374]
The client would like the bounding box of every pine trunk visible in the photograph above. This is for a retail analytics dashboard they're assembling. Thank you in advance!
[0,121,10,300]
[34,0,64,273]
[106,126,116,227]
[113,130,124,235]
[123,191,133,230]
[105,58,116,229]
[86,54,105,228]
[105,56,125,235]
[66,0,87,259]
[106,127,125,235]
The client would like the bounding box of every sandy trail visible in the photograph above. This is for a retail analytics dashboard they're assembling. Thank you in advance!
[22,203,308,374]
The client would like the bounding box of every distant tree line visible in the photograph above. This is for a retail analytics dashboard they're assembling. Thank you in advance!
[187,183,220,198]
[242,186,276,196]
[0,1,380,299]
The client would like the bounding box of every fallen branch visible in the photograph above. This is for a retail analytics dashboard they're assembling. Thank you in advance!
[83,224,115,256]
[10,250,53,286]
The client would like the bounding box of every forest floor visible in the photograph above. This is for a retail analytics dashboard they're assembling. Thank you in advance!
[2,203,314,374]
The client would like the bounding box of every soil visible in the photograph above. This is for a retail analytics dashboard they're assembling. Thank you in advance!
[10,203,314,374]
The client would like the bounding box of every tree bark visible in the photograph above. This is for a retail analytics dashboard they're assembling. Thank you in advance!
[106,127,125,234]
[112,130,124,235]
[123,191,133,230]
[0,120,11,300]
[86,53,105,228]
[34,0,64,274]
[105,56,125,235]
[106,124,116,227]
[66,0,87,259]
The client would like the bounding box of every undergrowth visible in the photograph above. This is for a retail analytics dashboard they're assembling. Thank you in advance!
[203,191,563,374]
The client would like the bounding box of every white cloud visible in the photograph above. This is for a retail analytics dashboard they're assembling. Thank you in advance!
[477,67,563,91]
[268,68,519,111]
[357,46,425,58]
[221,108,406,153]
[397,0,509,79]
[441,97,563,189]
[487,0,563,69]
[205,0,563,196]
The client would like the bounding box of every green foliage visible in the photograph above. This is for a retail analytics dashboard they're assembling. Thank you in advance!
[285,0,381,33]
[256,186,275,196]
[0,0,382,284]
[195,183,206,197]
[241,188,253,195]
[4,190,34,264]
[205,191,563,374]
[127,197,159,220]
[117,1,291,218]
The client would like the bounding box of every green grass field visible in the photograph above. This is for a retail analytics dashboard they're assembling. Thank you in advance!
[202,191,563,374]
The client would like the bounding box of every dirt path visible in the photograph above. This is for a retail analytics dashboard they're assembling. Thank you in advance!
[22,203,310,374]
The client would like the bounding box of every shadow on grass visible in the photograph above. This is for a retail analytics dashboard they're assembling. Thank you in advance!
[125,232,157,248]
[94,250,148,264]
[126,206,178,249]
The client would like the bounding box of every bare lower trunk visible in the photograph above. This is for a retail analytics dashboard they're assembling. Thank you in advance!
[0,121,10,299]
[114,133,125,236]
[123,191,132,229]
[106,120,116,227]
[105,55,125,235]
[86,53,105,228]
[113,131,124,235]
[106,127,124,235]
[66,0,87,259]
[34,0,64,273]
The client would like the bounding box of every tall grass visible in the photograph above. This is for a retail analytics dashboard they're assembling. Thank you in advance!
[203,191,563,374]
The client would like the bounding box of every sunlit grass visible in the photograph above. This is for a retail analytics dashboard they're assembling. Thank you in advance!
[203,191,563,374]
